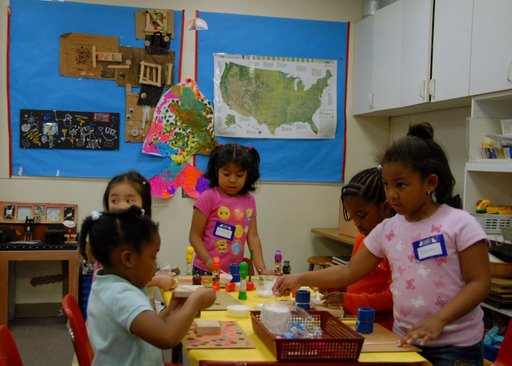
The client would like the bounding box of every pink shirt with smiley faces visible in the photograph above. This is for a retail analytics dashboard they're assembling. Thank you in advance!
[193,187,256,273]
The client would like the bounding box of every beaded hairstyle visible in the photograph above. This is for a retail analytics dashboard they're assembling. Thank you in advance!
[341,167,386,221]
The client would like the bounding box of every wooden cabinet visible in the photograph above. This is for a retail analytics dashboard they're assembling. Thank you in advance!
[470,0,512,96]
[430,0,472,102]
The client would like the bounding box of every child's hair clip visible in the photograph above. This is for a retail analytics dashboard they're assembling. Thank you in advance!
[217,143,223,147]
[91,211,102,221]
[140,208,146,217]
[247,145,253,150]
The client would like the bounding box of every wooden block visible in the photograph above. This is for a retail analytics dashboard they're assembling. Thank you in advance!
[173,285,202,298]
[195,320,221,335]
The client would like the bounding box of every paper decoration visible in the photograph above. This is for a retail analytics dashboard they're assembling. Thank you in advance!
[186,17,208,31]
[143,78,217,198]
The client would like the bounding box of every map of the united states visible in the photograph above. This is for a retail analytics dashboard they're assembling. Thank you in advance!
[218,62,333,135]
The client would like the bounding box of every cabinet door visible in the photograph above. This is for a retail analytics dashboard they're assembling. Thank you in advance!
[353,16,374,115]
[431,0,472,102]
[470,0,512,96]
[372,1,402,111]
[401,0,432,107]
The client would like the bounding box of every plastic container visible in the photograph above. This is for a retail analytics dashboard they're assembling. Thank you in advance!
[472,214,512,234]
[226,304,250,318]
[211,256,221,291]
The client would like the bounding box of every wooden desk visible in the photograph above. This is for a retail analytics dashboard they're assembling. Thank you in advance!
[311,227,356,245]
[0,248,79,325]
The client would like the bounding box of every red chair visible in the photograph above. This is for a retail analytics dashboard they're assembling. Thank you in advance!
[0,325,23,366]
[62,294,94,366]
[492,319,512,366]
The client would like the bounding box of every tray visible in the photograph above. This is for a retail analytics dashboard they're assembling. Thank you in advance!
[250,310,364,362]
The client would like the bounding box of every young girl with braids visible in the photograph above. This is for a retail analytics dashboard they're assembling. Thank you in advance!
[189,143,273,275]
[82,206,216,365]
[274,122,490,366]
[322,167,394,330]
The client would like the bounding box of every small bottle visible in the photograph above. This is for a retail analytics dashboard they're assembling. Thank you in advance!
[283,260,291,275]
[274,249,282,276]
[211,256,221,291]
[230,263,240,283]
[185,246,195,275]
[238,261,248,300]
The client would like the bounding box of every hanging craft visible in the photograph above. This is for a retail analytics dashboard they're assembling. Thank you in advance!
[142,78,217,198]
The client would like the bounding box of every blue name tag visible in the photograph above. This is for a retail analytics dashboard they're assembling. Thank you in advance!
[213,221,235,241]
[412,234,447,262]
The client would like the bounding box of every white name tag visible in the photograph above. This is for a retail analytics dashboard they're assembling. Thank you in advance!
[213,221,235,240]
[412,234,447,262]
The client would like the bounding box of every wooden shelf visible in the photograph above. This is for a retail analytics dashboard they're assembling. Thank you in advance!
[310,228,355,246]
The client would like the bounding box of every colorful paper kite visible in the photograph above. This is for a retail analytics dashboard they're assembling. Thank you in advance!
[186,17,208,31]
[142,78,216,198]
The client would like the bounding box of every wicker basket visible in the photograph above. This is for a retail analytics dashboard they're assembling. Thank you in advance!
[250,310,364,362]
[472,214,512,234]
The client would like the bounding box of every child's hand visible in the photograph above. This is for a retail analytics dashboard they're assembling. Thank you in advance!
[190,288,217,310]
[323,291,344,307]
[398,317,445,347]
[150,273,177,290]
[259,268,275,275]
[272,274,300,296]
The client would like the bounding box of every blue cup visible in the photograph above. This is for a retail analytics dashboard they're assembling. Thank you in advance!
[229,263,240,282]
[356,307,375,334]
[295,289,311,311]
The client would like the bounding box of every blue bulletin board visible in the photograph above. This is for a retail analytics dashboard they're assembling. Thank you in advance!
[196,12,349,183]
[9,0,182,178]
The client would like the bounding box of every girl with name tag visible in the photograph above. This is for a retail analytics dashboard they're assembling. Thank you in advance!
[189,143,273,275]
[274,122,491,366]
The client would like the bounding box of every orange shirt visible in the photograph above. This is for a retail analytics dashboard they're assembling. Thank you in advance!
[344,233,393,329]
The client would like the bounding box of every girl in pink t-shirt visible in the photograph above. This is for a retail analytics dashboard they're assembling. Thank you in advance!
[274,123,490,365]
[189,144,273,275]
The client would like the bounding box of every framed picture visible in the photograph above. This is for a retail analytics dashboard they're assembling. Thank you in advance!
[17,206,32,221]
[46,207,62,222]
[34,205,44,215]
[64,207,75,221]
[3,205,15,219]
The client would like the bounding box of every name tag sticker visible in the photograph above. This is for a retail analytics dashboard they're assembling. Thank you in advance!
[412,234,447,262]
[213,222,235,240]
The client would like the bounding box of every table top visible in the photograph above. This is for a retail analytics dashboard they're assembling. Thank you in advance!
[180,284,429,366]
[311,227,356,245]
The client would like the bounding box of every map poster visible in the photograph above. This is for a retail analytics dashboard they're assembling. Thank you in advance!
[213,54,337,139]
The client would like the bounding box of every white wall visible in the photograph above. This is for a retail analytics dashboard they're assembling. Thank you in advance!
[1,0,394,304]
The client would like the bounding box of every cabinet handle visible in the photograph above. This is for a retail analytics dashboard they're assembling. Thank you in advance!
[420,80,426,100]
[508,60,512,83]
[369,91,374,109]
[429,79,436,98]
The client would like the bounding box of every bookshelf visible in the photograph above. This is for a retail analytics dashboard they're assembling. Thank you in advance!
[310,228,355,246]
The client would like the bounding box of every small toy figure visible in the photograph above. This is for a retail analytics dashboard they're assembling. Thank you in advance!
[192,274,202,286]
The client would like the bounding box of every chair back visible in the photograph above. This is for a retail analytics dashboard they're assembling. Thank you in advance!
[493,319,512,366]
[0,325,23,366]
[62,294,94,366]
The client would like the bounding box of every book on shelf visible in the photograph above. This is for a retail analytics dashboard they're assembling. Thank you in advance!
[332,255,351,266]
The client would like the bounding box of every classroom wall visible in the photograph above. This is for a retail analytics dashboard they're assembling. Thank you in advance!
[1,0,395,305]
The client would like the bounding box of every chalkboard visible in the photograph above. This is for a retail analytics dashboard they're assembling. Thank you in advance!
[20,109,120,151]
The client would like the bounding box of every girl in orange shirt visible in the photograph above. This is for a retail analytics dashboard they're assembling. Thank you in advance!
[323,167,394,329]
